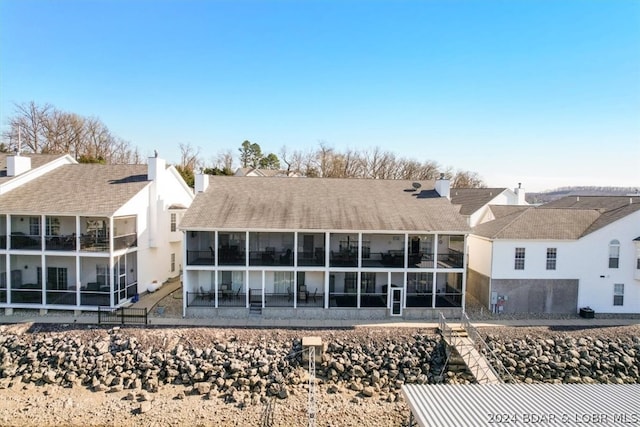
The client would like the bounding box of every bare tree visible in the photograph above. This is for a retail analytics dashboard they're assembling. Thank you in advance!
[2,101,141,164]
[452,170,486,188]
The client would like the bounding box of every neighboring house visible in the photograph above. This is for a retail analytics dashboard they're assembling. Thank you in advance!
[467,196,640,314]
[0,153,77,195]
[180,175,471,320]
[234,167,303,177]
[0,155,193,313]
[450,184,527,227]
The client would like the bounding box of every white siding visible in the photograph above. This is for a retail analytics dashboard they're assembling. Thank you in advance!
[467,235,493,276]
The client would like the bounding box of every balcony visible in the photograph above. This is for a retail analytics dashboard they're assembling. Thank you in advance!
[218,246,245,265]
[187,249,215,266]
[297,249,325,266]
[361,250,405,268]
[114,233,137,251]
[11,287,43,304]
[80,235,109,252]
[249,248,293,267]
[10,233,41,250]
[436,250,464,268]
[45,234,77,251]
[408,252,435,268]
[329,249,357,267]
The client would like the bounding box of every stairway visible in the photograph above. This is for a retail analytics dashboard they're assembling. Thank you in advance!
[439,313,506,384]
[249,303,262,315]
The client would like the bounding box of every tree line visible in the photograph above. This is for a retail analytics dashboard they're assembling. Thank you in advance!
[1,101,141,164]
[2,101,485,188]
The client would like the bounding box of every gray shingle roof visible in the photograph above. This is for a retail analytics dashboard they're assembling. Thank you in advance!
[450,188,508,215]
[0,163,150,216]
[0,153,69,184]
[181,176,471,232]
[473,208,601,239]
[474,196,640,240]
[543,195,640,209]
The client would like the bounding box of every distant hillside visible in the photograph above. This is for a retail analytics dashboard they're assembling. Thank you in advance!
[526,186,639,204]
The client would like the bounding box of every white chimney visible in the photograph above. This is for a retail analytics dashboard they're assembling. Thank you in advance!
[435,173,450,199]
[514,182,526,205]
[195,173,209,193]
[147,154,165,181]
[7,155,31,177]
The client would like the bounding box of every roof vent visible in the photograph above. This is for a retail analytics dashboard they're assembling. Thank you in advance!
[412,182,421,190]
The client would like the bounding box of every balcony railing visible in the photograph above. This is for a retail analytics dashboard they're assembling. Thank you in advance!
[45,235,77,251]
[11,288,43,304]
[408,252,434,268]
[406,292,434,307]
[114,234,137,251]
[218,246,245,265]
[187,250,215,265]
[361,251,405,268]
[329,292,357,308]
[46,290,77,305]
[80,235,109,252]
[329,250,357,267]
[297,250,325,266]
[186,291,246,307]
[80,291,110,306]
[359,292,387,307]
[249,250,293,267]
[10,234,41,250]
[436,251,464,268]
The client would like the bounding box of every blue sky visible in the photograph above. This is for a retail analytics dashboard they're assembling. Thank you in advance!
[1,0,638,191]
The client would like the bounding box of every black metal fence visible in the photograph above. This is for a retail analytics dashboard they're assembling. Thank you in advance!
[98,306,148,325]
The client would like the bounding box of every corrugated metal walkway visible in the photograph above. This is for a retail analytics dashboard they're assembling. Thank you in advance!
[403,383,640,427]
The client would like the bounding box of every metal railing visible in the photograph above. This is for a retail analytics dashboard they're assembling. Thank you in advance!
[439,312,506,384]
[98,306,148,325]
[459,312,515,383]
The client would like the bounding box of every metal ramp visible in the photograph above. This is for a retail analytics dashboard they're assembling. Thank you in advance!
[438,312,514,384]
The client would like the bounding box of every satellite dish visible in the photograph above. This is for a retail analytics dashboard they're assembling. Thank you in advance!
[412,182,421,190]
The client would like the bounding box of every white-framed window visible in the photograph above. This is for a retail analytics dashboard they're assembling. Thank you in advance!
[45,217,60,236]
[546,248,557,270]
[514,247,525,270]
[29,217,40,236]
[613,283,624,306]
[170,253,176,272]
[609,239,620,268]
[170,213,177,232]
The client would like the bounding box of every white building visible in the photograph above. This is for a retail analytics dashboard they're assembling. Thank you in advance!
[180,175,470,320]
[467,196,640,314]
[0,154,193,313]
[450,184,528,227]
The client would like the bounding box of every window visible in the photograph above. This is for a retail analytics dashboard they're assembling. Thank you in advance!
[170,253,176,272]
[613,283,624,306]
[546,248,557,270]
[514,247,525,270]
[29,217,40,236]
[636,258,640,270]
[47,267,68,290]
[45,217,60,236]
[609,240,620,268]
[170,213,177,232]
